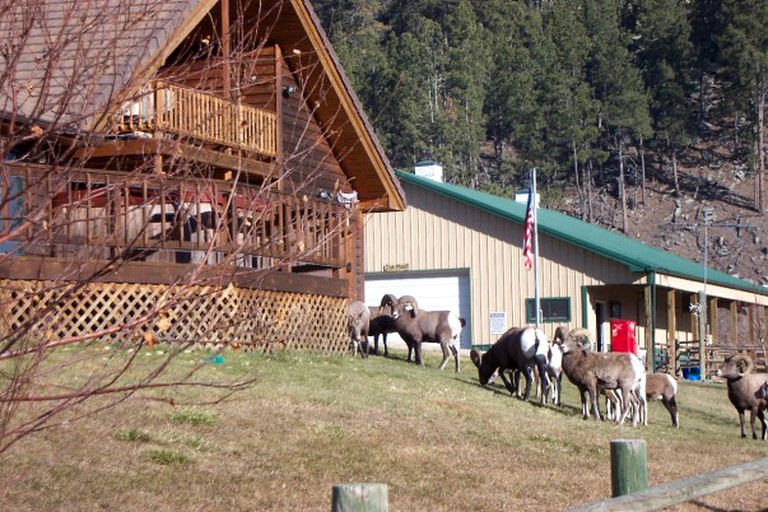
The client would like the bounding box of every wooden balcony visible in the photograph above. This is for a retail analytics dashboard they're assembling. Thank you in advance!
[6,167,351,273]
[111,81,278,158]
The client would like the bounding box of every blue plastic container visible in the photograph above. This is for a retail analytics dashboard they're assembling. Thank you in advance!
[682,367,701,381]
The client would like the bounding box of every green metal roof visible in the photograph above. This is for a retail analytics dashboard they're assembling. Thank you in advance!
[396,170,768,296]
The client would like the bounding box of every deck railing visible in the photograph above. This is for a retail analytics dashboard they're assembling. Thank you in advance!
[8,167,349,271]
[111,81,278,157]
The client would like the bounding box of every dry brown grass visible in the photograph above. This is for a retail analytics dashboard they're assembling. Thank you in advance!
[0,345,767,511]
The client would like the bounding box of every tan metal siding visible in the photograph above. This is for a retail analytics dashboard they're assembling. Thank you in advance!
[365,185,636,345]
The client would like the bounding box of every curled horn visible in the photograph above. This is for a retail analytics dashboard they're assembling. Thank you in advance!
[398,295,419,317]
[380,293,397,314]
[730,352,754,375]
[553,326,568,344]
[566,328,592,350]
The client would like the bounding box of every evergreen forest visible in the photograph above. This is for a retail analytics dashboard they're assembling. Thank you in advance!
[313,0,768,220]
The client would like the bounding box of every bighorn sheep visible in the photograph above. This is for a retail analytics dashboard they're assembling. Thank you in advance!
[715,353,768,440]
[368,294,398,356]
[346,300,371,357]
[391,295,464,372]
[469,327,551,403]
[544,340,564,405]
[557,327,646,426]
[645,373,680,428]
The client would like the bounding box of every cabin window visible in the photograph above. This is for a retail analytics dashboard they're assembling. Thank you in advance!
[0,175,24,253]
[525,297,571,324]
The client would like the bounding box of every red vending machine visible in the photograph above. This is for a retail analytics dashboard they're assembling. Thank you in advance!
[610,320,637,354]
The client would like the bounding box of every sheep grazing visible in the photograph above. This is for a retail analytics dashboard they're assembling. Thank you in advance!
[645,373,679,428]
[469,327,551,403]
[715,353,768,440]
[390,295,464,372]
[557,327,646,426]
[346,300,371,358]
[368,294,398,356]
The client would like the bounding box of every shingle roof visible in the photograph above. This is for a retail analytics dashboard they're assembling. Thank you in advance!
[397,170,768,296]
[1,0,202,129]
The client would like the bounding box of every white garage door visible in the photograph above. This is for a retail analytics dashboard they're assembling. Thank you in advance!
[364,271,471,349]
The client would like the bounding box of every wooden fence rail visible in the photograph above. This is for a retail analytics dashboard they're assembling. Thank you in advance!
[568,453,768,511]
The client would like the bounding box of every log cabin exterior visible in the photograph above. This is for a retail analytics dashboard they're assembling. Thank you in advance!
[0,0,405,352]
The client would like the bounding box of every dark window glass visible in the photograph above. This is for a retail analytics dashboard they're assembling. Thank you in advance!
[525,297,571,324]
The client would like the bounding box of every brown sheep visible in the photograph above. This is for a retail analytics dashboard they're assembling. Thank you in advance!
[715,353,768,439]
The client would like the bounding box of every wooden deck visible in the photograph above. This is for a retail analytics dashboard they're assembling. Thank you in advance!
[110,81,278,157]
[5,166,351,274]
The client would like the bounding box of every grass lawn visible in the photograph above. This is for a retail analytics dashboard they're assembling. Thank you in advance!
[0,345,766,511]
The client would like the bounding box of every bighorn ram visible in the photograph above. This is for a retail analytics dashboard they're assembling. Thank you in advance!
[557,327,646,426]
[368,294,398,356]
[715,353,768,440]
[346,300,371,358]
[469,327,551,403]
[390,295,464,372]
[645,373,680,428]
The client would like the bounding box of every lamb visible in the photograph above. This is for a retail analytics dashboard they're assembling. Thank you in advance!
[367,294,398,356]
[469,327,551,403]
[557,327,646,426]
[644,373,680,428]
[715,353,768,440]
[390,295,464,372]
[346,300,371,358]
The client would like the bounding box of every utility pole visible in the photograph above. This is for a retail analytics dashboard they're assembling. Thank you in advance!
[698,207,715,379]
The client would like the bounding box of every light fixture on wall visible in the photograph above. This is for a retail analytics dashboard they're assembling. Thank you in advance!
[282,85,296,98]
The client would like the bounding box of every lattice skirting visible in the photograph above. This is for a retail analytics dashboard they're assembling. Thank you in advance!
[0,279,349,353]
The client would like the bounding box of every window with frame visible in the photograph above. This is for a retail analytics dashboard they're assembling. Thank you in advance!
[525,297,571,324]
[0,175,24,253]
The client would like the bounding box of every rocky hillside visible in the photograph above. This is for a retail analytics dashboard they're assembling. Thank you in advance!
[550,132,768,287]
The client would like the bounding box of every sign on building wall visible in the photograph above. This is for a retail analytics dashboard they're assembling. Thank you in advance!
[489,312,506,335]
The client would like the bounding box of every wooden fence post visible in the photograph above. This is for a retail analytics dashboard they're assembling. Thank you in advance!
[331,483,388,512]
[611,439,648,497]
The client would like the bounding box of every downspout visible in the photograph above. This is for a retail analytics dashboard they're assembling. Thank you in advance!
[648,269,657,371]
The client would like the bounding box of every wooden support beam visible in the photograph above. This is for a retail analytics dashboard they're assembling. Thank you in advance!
[690,293,699,345]
[644,285,653,369]
[731,301,738,343]
[275,44,284,190]
[709,297,718,342]
[221,0,230,97]
[667,289,677,376]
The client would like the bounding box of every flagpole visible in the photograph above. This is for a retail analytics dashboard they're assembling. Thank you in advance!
[532,168,541,328]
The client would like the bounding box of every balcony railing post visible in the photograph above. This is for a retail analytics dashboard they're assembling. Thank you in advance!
[154,81,163,131]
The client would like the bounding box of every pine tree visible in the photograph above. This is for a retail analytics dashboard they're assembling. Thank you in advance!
[719,0,768,213]
[541,0,600,218]
[583,0,651,231]
[627,0,694,199]
[441,0,488,185]
[481,1,542,189]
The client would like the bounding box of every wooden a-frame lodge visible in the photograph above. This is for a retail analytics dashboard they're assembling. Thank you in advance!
[0,0,405,351]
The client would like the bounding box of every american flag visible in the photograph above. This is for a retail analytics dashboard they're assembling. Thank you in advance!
[522,190,534,270]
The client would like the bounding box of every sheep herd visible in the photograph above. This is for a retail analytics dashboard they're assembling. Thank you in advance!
[347,295,768,437]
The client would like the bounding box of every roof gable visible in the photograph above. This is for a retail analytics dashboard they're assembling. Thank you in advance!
[396,170,767,296]
[1,0,208,129]
[1,0,404,211]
